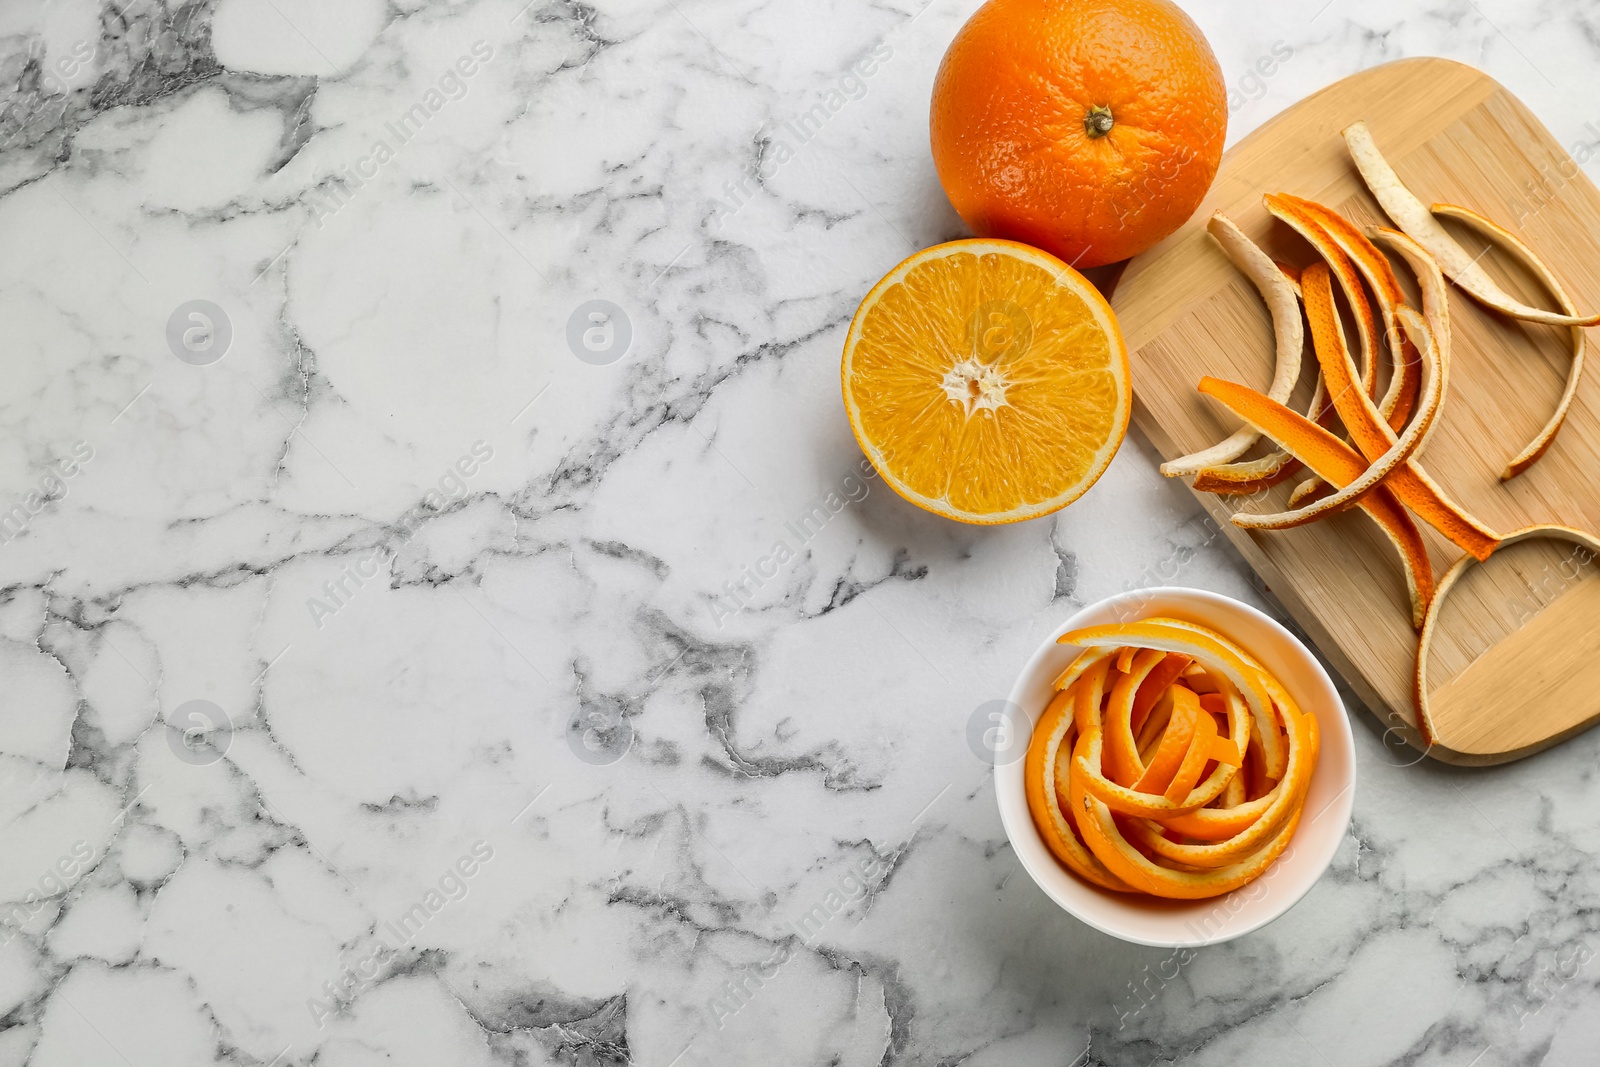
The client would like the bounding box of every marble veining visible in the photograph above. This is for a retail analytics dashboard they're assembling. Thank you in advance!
[2,0,1600,1064]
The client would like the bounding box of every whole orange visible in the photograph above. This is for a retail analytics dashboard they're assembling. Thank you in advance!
[930,0,1227,268]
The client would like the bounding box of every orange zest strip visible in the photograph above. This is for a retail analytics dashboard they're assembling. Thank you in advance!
[1024,671,1132,891]
[1191,362,1334,496]
[1367,225,1452,437]
[1431,203,1588,480]
[1415,525,1600,749]
[1198,375,1434,627]
[1273,194,1421,428]
[1163,706,1221,803]
[1072,656,1114,736]
[1131,653,1193,733]
[1344,121,1600,327]
[1131,685,1202,795]
[1191,454,1302,495]
[1164,213,1307,477]
[1104,648,1169,787]
[1266,259,1490,556]
[1287,475,1332,509]
[1051,646,1115,693]
[1265,194,1380,401]
[1228,264,1442,530]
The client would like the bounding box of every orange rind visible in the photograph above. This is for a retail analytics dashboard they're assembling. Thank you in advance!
[1024,658,1131,891]
[1198,375,1435,627]
[1163,213,1306,477]
[1273,193,1422,429]
[1343,121,1600,327]
[1414,525,1600,747]
[1028,617,1317,900]
[1227,266,1443,531]
[1265,195,1381,403]
[1256,259,1500,560]
[1431,203,1588,479]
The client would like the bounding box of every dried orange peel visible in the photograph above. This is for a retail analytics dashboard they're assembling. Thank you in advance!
[1284,260,1500,562]
[1198,376,1435,627]
[1274,193,1421,429]
[1431,203,1588,479]
[1163,213,1306,477]
[1367,225,1454,456]
[1150,124,1600,766]
[1265,195,1381,403]
[1413,524,1600,747]
[1226,267,1442,531]
[1024,617,1318,900]
[1344,121,1600,327]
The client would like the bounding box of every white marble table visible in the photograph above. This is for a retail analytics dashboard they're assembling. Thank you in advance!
[1,0,1598,1063]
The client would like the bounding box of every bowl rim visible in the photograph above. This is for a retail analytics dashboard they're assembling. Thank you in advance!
[995,585,1356,947]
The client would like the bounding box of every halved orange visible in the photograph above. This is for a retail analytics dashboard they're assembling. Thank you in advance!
[841,240,1130,524]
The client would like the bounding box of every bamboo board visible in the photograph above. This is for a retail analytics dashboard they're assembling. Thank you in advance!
[1113,58,1600,764]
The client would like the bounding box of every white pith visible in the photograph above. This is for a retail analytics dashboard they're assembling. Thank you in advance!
[940,356,1011,417]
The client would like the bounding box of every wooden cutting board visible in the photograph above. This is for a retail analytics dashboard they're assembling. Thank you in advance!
[1113,57,1600,765]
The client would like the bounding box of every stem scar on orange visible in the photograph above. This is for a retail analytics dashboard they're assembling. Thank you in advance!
[930,0,1228,268]
[841,239,1130,524]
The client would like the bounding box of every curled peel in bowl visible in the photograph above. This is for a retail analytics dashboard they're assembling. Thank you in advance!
[1026,617,1317,900]
[1414,525,1600,747]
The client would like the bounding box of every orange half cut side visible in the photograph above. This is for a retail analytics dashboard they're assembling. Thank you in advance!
[842,240,1131,524]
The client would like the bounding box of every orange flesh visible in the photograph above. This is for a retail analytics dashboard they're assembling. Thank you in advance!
[842,240,1130,524]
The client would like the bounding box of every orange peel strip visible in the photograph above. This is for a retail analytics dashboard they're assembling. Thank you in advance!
[1256,252,1497,560]
[1061,619,1280,777]
[1198,375,1435,627]
[1131,684,1202,795]
[1130,696,1317,868]
[1287,476,1332,508]
[1131,653,1193,734]
[1050,646,1115,694]
[1432,203,1588,479]
[1343,120,1600,327]
[1368,225,1453,455]
[1274,193,1421,428]
[1071,732,1304,900]
[1191,336,1334,494]
[1414,525,1600,747]
[1104,648,1169,787]
[1162,704,1221,804]
[1191,453,1303,495]
[1163,213,1306,477]
[1226,266,1443,529]
[1265,194,1381,402]
[1023,666,1132,892]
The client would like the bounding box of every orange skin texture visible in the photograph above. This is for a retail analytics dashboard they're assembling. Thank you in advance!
[930,0,1227,268]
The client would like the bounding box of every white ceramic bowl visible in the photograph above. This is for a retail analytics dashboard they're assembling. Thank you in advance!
[996,586,1355,946]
